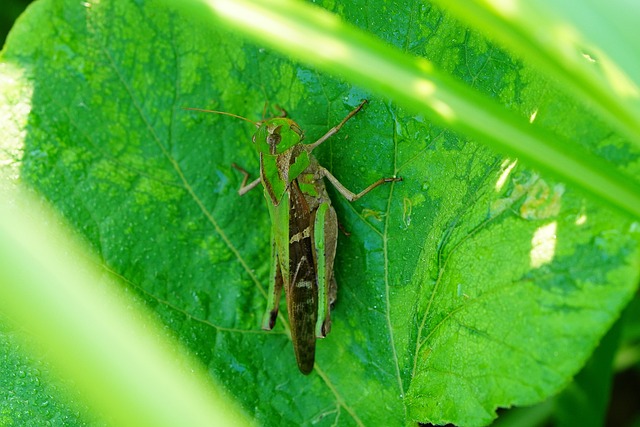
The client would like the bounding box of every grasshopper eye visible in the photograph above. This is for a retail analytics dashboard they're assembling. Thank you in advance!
[267,125,282,154]
[267,133,281,146]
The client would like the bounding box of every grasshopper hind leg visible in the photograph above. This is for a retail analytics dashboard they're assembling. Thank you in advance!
[313,202,339,338]
[262,240,284,330]
[321,275,337,336]
[329,275,337,310]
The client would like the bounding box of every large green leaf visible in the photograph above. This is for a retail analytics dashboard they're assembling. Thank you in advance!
[1,0,638,426]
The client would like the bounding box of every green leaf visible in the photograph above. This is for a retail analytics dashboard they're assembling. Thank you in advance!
[552,315,621,427]
[616,295,640,372]
[1,0,639,426]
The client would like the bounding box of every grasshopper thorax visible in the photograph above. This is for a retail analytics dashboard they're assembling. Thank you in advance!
[252,118,304,155]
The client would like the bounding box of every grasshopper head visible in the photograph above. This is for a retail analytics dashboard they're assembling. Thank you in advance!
[252,118,304,155]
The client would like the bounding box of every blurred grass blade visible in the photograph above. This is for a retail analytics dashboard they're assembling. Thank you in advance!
[0,189,252,427]
[177,0,640,218]
[432,0,640,153]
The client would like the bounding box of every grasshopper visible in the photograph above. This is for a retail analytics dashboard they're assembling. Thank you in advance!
[188,100,401,374]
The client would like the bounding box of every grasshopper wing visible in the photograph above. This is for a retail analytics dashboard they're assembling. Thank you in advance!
[286,180,319,375]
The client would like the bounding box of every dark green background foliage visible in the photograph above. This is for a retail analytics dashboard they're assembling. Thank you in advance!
[1,0,639,426]
[0,0,32,47]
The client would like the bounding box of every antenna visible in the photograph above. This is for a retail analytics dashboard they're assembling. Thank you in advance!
[184,107,259,127]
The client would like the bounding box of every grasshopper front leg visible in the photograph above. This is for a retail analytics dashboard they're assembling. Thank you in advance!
[231,163,261,195]
[306,100,368,152]
[319,166,402,202]
[304,100,402,200]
